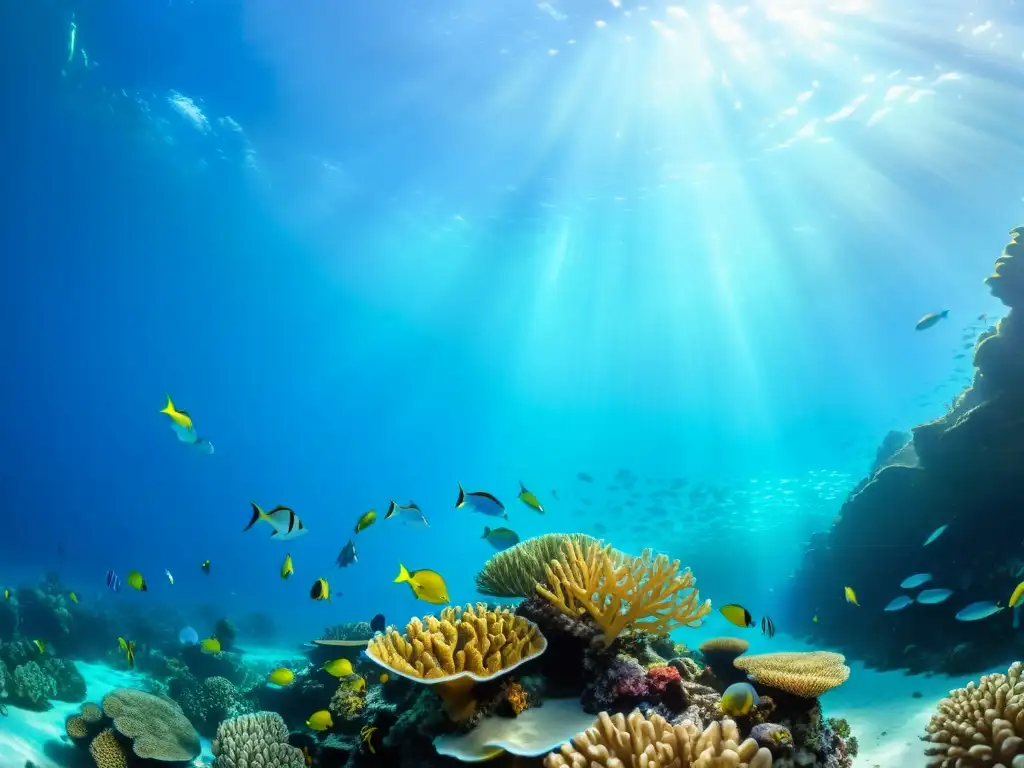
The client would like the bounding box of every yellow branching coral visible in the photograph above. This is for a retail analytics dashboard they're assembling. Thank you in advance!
[733,652,850,699]
[475,533,602,597]
[545,710,773,768]
[537,539,711,647]
[89,729,128,768]
[923,661,1024,767]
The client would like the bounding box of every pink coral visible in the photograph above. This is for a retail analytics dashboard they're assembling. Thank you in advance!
[646,666,681,695]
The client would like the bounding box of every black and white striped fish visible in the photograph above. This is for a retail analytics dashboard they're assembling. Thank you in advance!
[244,501,307,541]
[106,570,121,593]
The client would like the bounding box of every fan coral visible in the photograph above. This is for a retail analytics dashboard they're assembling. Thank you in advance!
[101,687,201,761]
[212,711,305,768]
[923,661,1024,767]
[89,728,128,768]
[545,710,773,767]
[733,652,850,698]
[537,539,712,647]
[476,533,601,597]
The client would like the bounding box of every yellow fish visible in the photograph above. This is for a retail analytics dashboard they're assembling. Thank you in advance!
[344,675,366,694]
[323,658,353,677]
[281,553,294,580]
[126,570,147,592]
[32,639,45,655]
[394,564,449,605]
[118,637,128,652]
[720,682,757,717]
[354,509,377,534]
[517,481,544,513]
[306,710,334,732]
[844,586,859,606]
[3,589,9,600]
[124,640,136,669]
[200,637,221,654]
[812,615,819,624]
[267,668,295,686]
[1010,581,1024,609]
[68,592,79,604]
[361,725,377,755]
[379,673,389,684]
[310,578,330,601]
[159,394,193,430]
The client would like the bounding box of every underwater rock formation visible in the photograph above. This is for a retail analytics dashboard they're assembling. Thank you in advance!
[789,226,1024,673]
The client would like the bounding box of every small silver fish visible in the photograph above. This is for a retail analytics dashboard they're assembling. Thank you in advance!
[923,524,949,546]
[955,601,1004,622]
[884,595,914,612]
[900,573,932,589]
[336,539,357,568]
[916,588,953,605]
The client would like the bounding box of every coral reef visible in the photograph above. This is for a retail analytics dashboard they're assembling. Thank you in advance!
[102,687,202,761]
[212,711,305,768]
[923,661,1024,766]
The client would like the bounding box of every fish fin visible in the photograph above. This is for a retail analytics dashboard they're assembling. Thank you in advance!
[160,394,175,415]
[519,480,526,492]
[941,309,950,318]
[503,512,508,520]
[482,527,490,538]
[394,564,411,584]
[384,501,398,520]
[456,482,465,508]
[270,530,278,537]
[244,501,265,531]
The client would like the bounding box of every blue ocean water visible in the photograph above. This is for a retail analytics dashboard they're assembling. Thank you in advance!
[3,1,1024,765]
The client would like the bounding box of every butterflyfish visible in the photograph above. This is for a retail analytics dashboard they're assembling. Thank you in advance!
[370,613,386,633]
[336,540,357,568]
[1009,581,1024,609]
[761,615,776,638]
[394,564,449,605]
[310,578,331,601]
[844,586,859,606]
[482,526,520,551]
[517,482,544,513]
[123,639,136,669]
[306,710,334,732]
[900,573,932,589]
[884,596,914,612]
[32,640,45,655]
[455,482,506,519]
[106,570,121,593]
[354,509,377,534]
[923,524,949,546]
[383,499,429,527]
[68,592,78,604]
[201,560,211,575]
[719,604,754,629]
[916,589,953,605]
[915,310,949,331]
[323,658,353,677]
[955,601,1004,622]
[244,501,307,541]
[159,394,193,431]
[281,553,294,580]
[126,570,147,592]
[720,682,758,717]
[200,637,221,653]
[267,668,295,686]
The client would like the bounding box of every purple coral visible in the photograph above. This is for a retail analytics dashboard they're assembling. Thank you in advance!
[582,655,649,713]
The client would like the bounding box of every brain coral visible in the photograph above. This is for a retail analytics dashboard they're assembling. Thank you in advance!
[211,711,305,768]
[923,661,1024,767]
[733,652,850,698]
[545,710,773,767]
[101,688,201,761]
[89,728,129,768]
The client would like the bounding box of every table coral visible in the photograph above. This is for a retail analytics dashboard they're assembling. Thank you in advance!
[923,661,1024,767]
[211,710,305,768]
[733,652,849,699]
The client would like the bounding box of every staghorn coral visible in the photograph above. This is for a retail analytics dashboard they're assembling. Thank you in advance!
[545,710,773,767]
[101,687,201,761]
[733,652,849,699]
[212,711,305,768]
[476,533,602,598]
[537,539,712,647]
[89,728,128,768]
[923,661,1024,767]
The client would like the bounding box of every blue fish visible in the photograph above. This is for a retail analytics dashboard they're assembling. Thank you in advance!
[955,601,1004,622]
[455,482,506,519]
[884,595,914,612]
[923,524,949,547]
[916,589,953,605]
[105,570,121,593]
[336,539,357,568]
[900,573,932,589]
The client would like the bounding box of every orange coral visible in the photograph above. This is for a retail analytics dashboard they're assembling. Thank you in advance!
[505,682,529,715]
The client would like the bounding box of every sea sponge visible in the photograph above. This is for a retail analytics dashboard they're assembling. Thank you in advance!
[476,533,601,597]
[733,652,850,699]
[211,710,305,768]
[923,661,1024,767]
[537,539,712,647]
[89,728,128,768]
[101,687,201,761]
[545,710,773,767]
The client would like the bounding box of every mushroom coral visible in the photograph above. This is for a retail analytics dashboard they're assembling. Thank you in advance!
[923,661,1024,767]
[733,652,850,699]
[545,710,773,767]
[537,539,711,647]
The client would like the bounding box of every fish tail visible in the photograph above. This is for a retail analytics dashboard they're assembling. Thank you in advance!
[482,527,490,538]
[244,501,266,531]
[394,564,411,585]
[160,393,175,415]
[384,501,398,520]
[518,480,526,492]
[456,482,465,508]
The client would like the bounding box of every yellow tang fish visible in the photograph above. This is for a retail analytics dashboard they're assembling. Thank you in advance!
[1010,581,1024,609]
[517,481,544,513]
[343,675,366,694]
[159,394,193,431]
[844,586,859,606]
[200,637,221,654]
[394,564,449,605]
[306,710,334,732]
[281,553,294,580]
[68,592,78,604]
[118,637,128,652]
[310,578,330,601]
[354,509,377,534]
[267,668,295,686]
[32,639,45,655]
[126,570,147,592]
[323,659,353,678]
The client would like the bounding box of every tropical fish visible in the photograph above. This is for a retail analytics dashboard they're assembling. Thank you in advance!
[370,613,386,633]
[517,482,544,513]
[267,668,295,686]
[916,589,954,605]
[482,526,520,551]
[307,710,334,732]
[281,553,294,580]
[336,540,357,568]
[201,560,211,575]
[361,725,378,754]
[384,500,429,527]
[577,472,593,482]
[379,673,389,684]
[719,604,754,629]
[68,592,78,604]
[761,616,775,639]
[159,394,193,431]
[126,570,147,592]
[310,578,331,601]
[244,502,307,541]
[394,564,450,605]
[955,601,1004,621]
[323,658,353,677]
[342,675,366,694]
[916,310,949,331]
[455,482,506,518]
[720,682,758,717]
[106,570,121,593]
[1009,582,1024,609]
[200,637,222,653]
[165,570,174,585]
[123,639,136,669]
[900,573,932,589]
[118,637,128,652]
[844,586,859,606]
[812,615,818,624]
[354,509,377,534]
[161,396,215,453]
[884,596,914,612]
[2,590,8,601]
[923,524,949,546]
[32,640,45,655]
[179,627,199,646]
